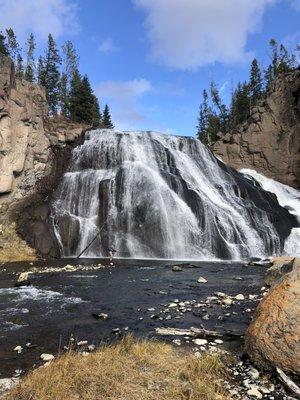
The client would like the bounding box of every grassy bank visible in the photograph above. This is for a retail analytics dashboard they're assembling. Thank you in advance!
[6,336,231,400]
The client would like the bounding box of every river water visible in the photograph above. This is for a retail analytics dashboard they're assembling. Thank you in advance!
[0,259,265,378]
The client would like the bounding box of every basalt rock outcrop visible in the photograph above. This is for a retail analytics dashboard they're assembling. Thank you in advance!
[212,70,300,189]
[0,55,87,258]
[244,259,300,375]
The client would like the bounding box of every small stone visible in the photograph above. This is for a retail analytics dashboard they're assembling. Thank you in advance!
[81,351,89,357]
[202,314,210,320]
[147,308,155,311]
[168,302,178,308]
[194,339,208,346]
[88,344,95,352]
[214,339,223,344]
[197,276,207,283]
[172,339,181,346]
[77,340,88,346]
[40,353,54,361]
[249,367,260,380]
[235,294,245,300]
[247,388,262,399]
[172,265,183,271]
[13,346,22,353]
[223,298,233,306]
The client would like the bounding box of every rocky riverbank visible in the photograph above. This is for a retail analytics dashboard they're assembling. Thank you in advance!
[0,258,299,399]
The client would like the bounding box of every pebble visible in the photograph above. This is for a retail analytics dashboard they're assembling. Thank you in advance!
[147,308,155,311]
[168,302,178,308]
[223,298,233,306]
[214,339,223,344]
[172,265,183,271]
[249,367,260,380]
[197,276,207,283]
[194,339,208,346]
[172,339,181,346]
[88,344,95,352]
[13,346,22,354]
[77,340,88,346]
[235,294,245,300]
[40,353,54,362]
[247,387,263,399]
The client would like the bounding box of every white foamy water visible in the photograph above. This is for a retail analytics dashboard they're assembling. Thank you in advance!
[241,169,300,257]
[51,130,296,260]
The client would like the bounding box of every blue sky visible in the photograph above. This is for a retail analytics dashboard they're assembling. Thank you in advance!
[0,0,299,135]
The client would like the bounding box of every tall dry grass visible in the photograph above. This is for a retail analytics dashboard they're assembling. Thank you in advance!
[6,336,232,400]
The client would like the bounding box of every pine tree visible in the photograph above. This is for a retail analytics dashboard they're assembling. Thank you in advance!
[0,31,9,56]
[197,89,209,140]
[249,58,263,105]
[60,41,79,117]
[68,72,101,124]
[230,82,250,128]
[210,81,228,133]
[91,95,102,126]
[102,104,114,128]
[59,72,69,116]
[37,56,46,86]
[5,28,20,63]
[15,54,24,78]
[44,34,62,115]
[24,33,36,82]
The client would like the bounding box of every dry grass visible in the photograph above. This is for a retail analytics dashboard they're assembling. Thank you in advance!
[6,336,232,400]
[0,220,37,262]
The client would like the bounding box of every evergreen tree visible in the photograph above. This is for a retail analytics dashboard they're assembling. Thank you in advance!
[68,72,101,124]
[59,72,69,116]
[60,41,79,116]
[24,33,36,82]
[37,56,46,86]
[91,94,102,126]
[102,104,114,128]
[15,54,24,78]
[197,89,209,140]
[210,81,228,133]
[230,82,250,128]
[44,34,61,115]
[5,28,20,63]
[0,31,9,56]
[249,58,263,105]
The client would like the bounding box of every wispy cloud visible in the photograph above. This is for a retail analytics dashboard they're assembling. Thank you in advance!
[99,38,118,54]
[96,78,153,129]
[134,0,277,70]
[0,0,80,42]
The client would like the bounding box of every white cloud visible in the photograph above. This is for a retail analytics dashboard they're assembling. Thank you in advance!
[96,78,153,129]
[134,0,277,70]
[99,38,118,54]
[0,0,80,41]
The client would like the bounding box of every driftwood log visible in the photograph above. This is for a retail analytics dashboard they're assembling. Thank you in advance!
[276,367,300,399]
[155,327,242,340]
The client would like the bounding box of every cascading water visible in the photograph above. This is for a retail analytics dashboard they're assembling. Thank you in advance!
[51,129,297,260]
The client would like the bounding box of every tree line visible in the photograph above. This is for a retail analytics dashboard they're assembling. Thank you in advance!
[0,29,114,128]
[197,39,299,146]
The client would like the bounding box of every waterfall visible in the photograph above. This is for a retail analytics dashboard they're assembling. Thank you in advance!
[51,129,297,260]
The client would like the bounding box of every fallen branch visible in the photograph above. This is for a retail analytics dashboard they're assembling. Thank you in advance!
[276,367,300,399]
[155,327,243,340]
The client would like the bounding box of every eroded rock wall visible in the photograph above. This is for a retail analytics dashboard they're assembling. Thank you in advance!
[212,70,300,188]
[0,55,87,259]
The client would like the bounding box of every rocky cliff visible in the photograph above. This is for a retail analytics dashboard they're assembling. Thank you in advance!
[212,70,300,188]
[0,55,87,260]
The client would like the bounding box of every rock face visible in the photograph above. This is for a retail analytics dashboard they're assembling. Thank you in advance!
[244,260,300,375]
[212,70,300,188]
[265,256,299,287]
[0,55,87,258]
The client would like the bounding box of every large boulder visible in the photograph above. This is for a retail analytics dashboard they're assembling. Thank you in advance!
[264,256,298,287]
[244,263,300,375]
